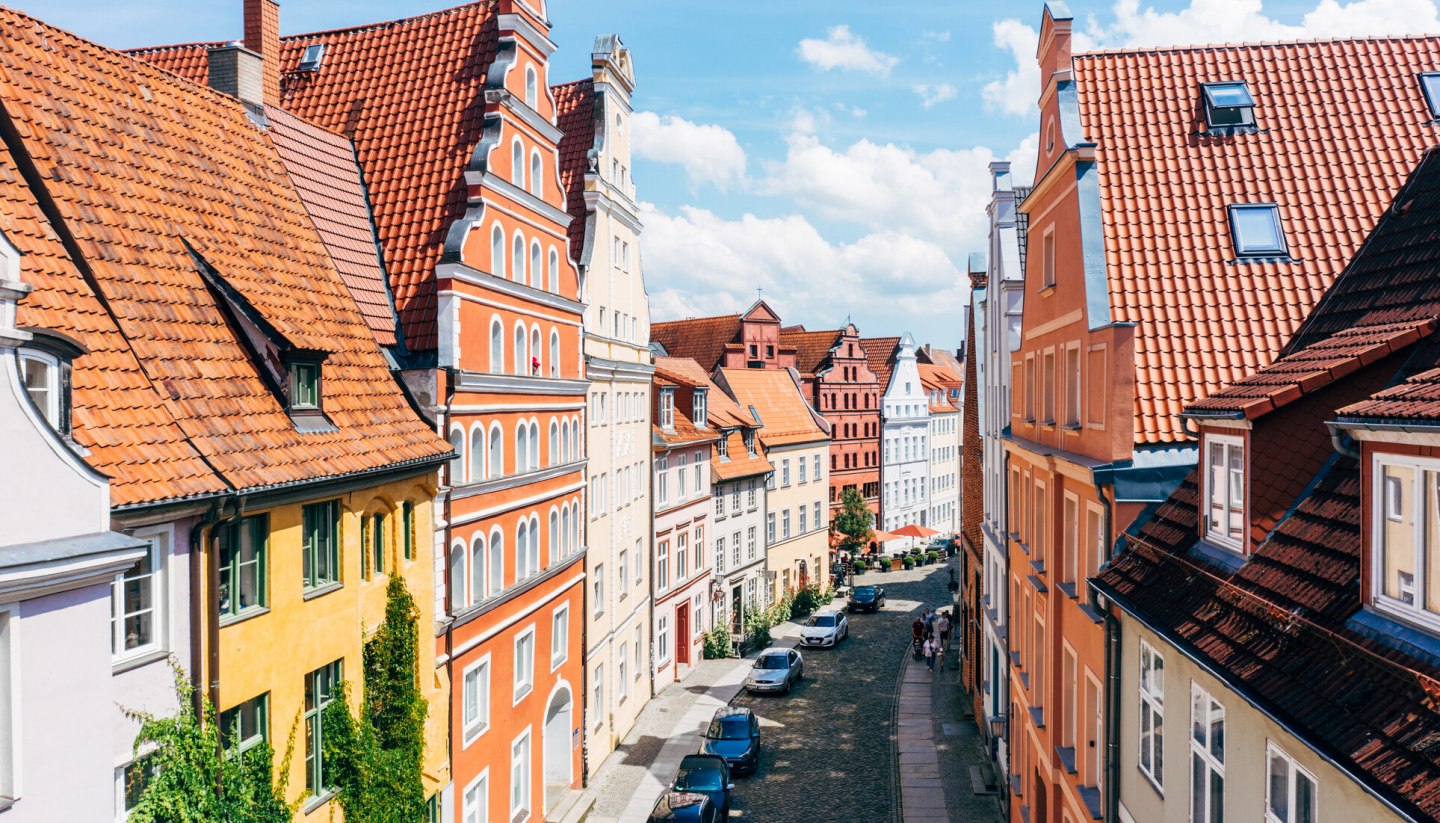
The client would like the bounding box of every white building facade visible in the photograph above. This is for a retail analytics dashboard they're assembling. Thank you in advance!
[710,434,771,631]
[572,37,656,775]
[920,365,961,537]
[880,334,931,545]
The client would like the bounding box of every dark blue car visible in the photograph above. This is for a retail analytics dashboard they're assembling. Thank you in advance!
[647,791,720,823]
[699,706,760,774]
[673,754,733,818]
[848,584,886,612]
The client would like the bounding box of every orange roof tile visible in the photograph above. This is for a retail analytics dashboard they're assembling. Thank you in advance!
[553,79,595,267]
[717,368,828,446]
[1,8,449,505]
[778,328,842,375]
[1073,35,1440,443]
[860,336,900,390]
[131,2,501,351]
[650,315,741,371]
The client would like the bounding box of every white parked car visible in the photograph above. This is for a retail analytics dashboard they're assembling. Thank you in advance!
[800,611,848,648]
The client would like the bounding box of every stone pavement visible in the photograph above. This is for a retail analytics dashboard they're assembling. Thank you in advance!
[577,621,803,823]
[896,614,1005,823]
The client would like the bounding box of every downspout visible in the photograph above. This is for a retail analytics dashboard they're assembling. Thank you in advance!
[188,501,223,714]
[1096,481,1121,823]
[1327,422,1361,458]
[440,366,459,795]
[210,496,246,713]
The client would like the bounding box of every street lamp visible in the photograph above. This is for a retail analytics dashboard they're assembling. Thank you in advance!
[987,714,1008,742]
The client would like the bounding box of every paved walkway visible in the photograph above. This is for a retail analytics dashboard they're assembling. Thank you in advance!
[578,621,803,823]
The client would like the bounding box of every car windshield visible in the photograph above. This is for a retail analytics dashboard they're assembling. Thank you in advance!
[707,718,751,740]
[675,767,723,791]
[807,614,837,627]
[756,654,789,670]
[854,586,877,597]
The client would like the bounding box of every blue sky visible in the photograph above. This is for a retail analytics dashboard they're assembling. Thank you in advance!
[18,0,1440,349]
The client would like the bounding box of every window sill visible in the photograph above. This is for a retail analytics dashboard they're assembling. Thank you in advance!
[219,606,271,628]
[551,656,567,673]
[1190,539,1247,574]
[1027,574,1048,594]
[513,684,534,706]
[1028,706,1045,728]
[1056,745,1077,774]
[1228,254,1298,266]
[1060,423,1082,432]
[1029,560,1046,575]
[303,789,336,815]
[1039,284,1056,297]
[1138,767,1164,798]
[303,581,343,601]
[462,723,489,750]
[113,647,169,675]
[1056,582,1078,601]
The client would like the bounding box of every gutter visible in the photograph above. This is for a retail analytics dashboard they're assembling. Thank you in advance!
[1325,422,1361,458]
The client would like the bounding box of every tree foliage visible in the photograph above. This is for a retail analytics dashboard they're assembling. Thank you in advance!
[832,487,875,552]
[323,574,429,823]
[125,661,295,823]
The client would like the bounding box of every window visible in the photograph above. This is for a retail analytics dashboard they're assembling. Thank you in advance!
[290,361,321,410]
[732,532,741,566]
[593,564,604,616]
[1229,204,1287,257]
[716,536,726,573]
[1085,505,1104,604]
[402,501,414,561]
[1423,72,1440,118]
[676,533,688,580]
[218,515,267,619]
[489,530,505,597]
[660,388,675,431]
[551,605,569,669]
[462,772,488,823]
[1201,81,1256,129]
[298,42,326,71]
[782,510,791,539]
[369,512,385,579]
[782,459,791,486]
[548,249,560,293]
[18,349,70,434]
[1023,355,1035,421]
[658,614,671,663]
[514,628,535,702]
[1064,346,1081,427]
[221,693,268,754]
[302,501,342,593]
[462,656,490,745]
[511,139,524,188]
[1373,457,1440,626]
[799,456,807,483]
[491,225,506,280]
[1191,684,1226,823]
[510,729,532,822]
[1033,482,1047,564]
[1042,350,1056,423]
[549,330,560,378]
[1063,495,1079,587]
[717,432,729,459]
[1204,435,1246,551]
[305,660,342,796]
[619,643,629,699]
[593,664,605,729]
[813,453,821,482]
[490,317,505,373]
[1266,742,1317,823]
[658,540,670,591]
[747,527,757,560]
[799,506,807,534]
[113,531,163,658]
[634,626,643,678]
[529,151,543,199]
[514,323,526,374]
[814,502,822,531]
[1041,227,1056,288]
[1139,640,1165,789]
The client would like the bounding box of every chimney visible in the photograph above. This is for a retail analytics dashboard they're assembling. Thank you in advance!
[244,0,281,106]
[207,42,264,106]
[967,252,988,290]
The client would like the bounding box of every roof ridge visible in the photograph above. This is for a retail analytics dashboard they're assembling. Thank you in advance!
[550,78,593,91]
[1075,31,1440,60]
[278,0,495,43]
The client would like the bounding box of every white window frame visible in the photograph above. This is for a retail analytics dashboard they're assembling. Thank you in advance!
[658,614,671,663]
[1139,639,1165,791]
[513,627,535,705]
[0,605,17,804]
[1203,434,1247,552]
[461,654,491,747]
[1265,741,1318,823]
[1371,453,1440,631]
[510,728,533,823]
[462,768,489,823]
[1191,682,1225,823]
[551,605,569,671]
[112,527,167,664]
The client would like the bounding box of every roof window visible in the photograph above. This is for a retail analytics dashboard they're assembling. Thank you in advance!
[1420,72,1440,118]
[1201,82,1256,131]
[289,360,322,412]
[298,44,326,72]
[1228,204,1288,258]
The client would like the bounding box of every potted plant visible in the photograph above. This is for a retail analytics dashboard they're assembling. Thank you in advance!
[926,550,940,565]
[902,556,915,570]
[853,560,867,575]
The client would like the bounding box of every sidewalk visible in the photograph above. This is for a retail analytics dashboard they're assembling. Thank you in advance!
[577,621,803,823]
[896,633,1005,823]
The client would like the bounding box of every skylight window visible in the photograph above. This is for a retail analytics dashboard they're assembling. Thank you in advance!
[298,43,326,72]
[1201,81,1256,129]
[1228,204,1288,258]
[1420,72,1440,118]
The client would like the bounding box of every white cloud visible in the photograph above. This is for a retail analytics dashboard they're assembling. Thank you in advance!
[921,30,952,43]
[981,20,1040,117]
[913,82,958,109]
[1090,0,1440,48]
[796,25,900,75]
[630,111,747,192]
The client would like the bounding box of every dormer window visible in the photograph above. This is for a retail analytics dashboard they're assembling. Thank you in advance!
[1228,204,1288,258]
[289,361,321,411]
[1203,434,1245,551]
[16,330,82,437]
[1201,81,1256,130]
[1374,457,1440,630]
[1420,72,1440,119]
[717,431,730,460]
[660,388,675,432]
[693,389,708,427]
[743,430,756,456]
[298,44,326,72]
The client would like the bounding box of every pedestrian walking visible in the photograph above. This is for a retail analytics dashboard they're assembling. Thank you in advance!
[923,608,936,636]
[923,636,938,672]
[936,611,951,652]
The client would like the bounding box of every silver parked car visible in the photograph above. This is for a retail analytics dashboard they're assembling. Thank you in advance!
[745,647,804,694]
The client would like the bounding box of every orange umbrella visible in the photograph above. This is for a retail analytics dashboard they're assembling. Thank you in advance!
[869,530,903,543]
[893,524,940,538]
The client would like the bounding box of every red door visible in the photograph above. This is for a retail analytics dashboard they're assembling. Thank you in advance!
[676,603,690,666]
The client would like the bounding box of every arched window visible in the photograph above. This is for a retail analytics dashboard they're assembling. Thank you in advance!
[525,65,538,109]
[490,317,504,373]
[549,329,560,378]
[514,322,527,375]
[511,138,524,188]
[468,424,485,482]
[449,541,467,611]
[529,241,542,289]
[469,535,485,606]
[488,529,504,596]
[491,223,505,279]
[572,496,582,549]
[448,427,465,484]
[512,233,525,284]
[549,420,560,466]
[529,420,540,470]
[528,514,540,577]
[488,423,503,477]
[561,505,571,557]
[548,249,559,293]
[517,422,530,473]
[530,326,541,374]
[561,420,571,464]
[549,508,560,562]
[529,150,543,199]
[517,520,530,580]
[573,416,582,459]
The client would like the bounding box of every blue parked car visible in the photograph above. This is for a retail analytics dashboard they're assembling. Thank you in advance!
[699,706,761,774]
[647,791,721,823]
[672,754,733,818]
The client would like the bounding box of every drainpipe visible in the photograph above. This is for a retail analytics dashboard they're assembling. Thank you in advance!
[440,366,459,792]
[1096,482,1121,823]
[1326,422,1360,458]
[188,501,223,714]
[210,496,246,713]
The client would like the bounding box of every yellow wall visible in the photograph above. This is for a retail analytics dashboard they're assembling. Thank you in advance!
[211,473,448,819]
[766,441,832,598]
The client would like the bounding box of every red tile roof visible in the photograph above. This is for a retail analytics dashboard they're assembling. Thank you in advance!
[553,79,595,267]
[651,315,742,371]
[860,337,900,391]
[131,2,501,351]
[266,106,397,348]
[1,7,449,505]
[717,368,828,446]
[655,357,770,480]
[778,328,842,376]
[1073,35,1440,443]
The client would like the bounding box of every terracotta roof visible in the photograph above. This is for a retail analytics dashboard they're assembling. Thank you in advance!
[651,371,720,449]
[654,357,770,479]
[717,368,828,446]
[778,328,842,376]
[650,315,741,371]
[131,2,502,351]
[919,363,962,414]
[1073,35,1440,443]
[266,106,396,348]
[1096,459,1440,821]
[860,337,900,391]
[1,8,449,505]
[553,79,595,267]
